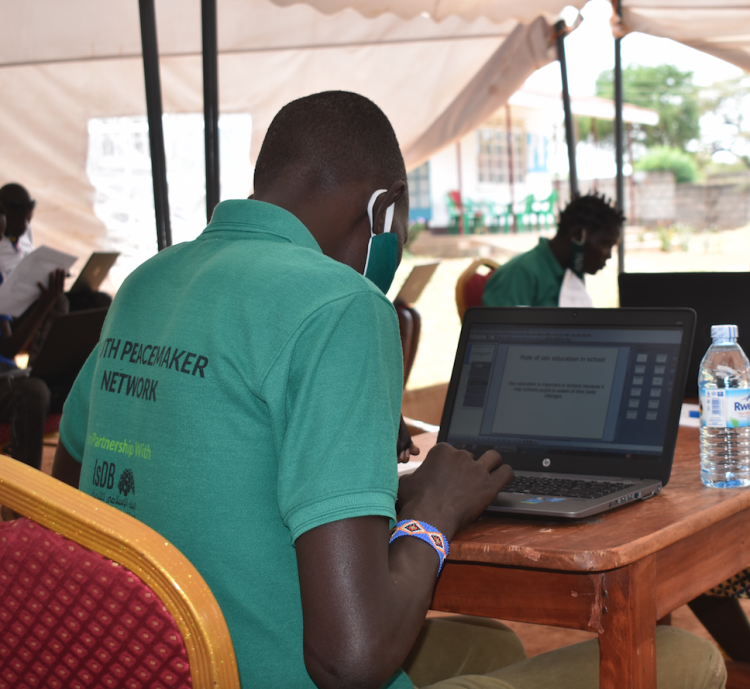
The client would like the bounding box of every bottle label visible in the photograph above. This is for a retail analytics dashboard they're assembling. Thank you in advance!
[700,389,750,428]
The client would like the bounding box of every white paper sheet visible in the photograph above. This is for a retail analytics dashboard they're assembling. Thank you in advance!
[0,245,77,316]
[558,269,594,308]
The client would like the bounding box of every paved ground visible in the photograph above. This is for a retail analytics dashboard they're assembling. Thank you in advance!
[396,224,750,390]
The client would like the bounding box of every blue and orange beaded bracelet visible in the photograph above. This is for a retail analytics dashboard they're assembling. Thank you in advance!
[389,519,449,575]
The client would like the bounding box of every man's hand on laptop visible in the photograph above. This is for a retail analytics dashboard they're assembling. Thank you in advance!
[397,444,514,541]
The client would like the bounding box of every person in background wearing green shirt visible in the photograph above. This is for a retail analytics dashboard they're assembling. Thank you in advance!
[52,93,724,689]
[482,193,623,308]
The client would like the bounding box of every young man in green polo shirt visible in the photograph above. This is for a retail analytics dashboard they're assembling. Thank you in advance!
[53,92,724,688]
[482,193,622,308]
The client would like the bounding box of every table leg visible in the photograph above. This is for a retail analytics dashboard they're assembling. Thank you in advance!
[599,556,657,689]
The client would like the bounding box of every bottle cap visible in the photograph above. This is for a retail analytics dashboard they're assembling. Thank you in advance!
[711,324,739,342]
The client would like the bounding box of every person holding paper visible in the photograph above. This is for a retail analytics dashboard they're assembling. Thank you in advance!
[0,201,64,470]
[0,183,112,311]
[0,183,35,280]
[482,193,623,308]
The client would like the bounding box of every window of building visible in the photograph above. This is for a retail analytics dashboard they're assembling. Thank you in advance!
[407,162,432,221]
[526,133,548,173]
[477,122,525,184]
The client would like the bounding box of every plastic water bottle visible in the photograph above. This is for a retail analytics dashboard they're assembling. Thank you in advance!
[699,324,750,488]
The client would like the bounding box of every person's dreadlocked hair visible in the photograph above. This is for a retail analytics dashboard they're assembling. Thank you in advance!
[557,192,625,238]
[254,91,406,207]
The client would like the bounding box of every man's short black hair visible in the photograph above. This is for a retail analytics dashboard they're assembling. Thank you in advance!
[557,192,625,238]
[0,183,34,211]
[254,91,406,196]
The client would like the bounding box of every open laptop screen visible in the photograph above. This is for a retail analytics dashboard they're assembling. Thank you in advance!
[444,323,684,461]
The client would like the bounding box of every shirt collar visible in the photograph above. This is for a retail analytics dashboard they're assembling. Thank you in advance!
[201,199,322,254]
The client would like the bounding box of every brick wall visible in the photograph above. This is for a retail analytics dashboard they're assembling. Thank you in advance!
[674,183,750,230]
[556,172,750,229]
[557,171,675,227]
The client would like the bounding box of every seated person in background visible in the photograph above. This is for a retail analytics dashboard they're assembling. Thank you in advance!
[52,92,724,689]
[482,193,622,308]
[0,182,35,278]
[0,182,112,312]
[0,202,64,471]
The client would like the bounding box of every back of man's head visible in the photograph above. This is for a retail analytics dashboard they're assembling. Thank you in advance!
[0,183,33,211]
[558,193,624,238]
[254,91,406,197]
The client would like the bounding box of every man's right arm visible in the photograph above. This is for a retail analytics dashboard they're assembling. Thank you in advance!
[296,443,512,689]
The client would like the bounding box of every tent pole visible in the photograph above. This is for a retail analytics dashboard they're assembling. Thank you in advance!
[138,0,172,251]
[202,0,220,221]
[615,2,625,273]
[555,20,578,199]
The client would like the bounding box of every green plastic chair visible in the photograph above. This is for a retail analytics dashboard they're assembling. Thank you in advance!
[515,195,535,233]
[445,192,462,234]
[463,199,486,234]
[532,190,558,230]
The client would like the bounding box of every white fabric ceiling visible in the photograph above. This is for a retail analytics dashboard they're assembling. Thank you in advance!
[617,0,750,72]
[0,0,583,260]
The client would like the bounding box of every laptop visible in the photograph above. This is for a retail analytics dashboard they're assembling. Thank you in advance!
[619,272,750,397]
[69,252,119,295]
[437,307,696,518]
[29,307,108,379]
[393,262,439,306]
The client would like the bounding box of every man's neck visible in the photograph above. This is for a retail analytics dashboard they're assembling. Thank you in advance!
[546,234,570,269]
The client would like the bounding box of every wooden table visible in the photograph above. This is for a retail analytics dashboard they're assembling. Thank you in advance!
[412,427,750,688]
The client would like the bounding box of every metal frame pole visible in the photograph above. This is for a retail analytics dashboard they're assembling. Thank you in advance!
[615,2,626,273]
[138,0,172,251]
[555,20,578,199]
[506,104,516,232]
[202,0,220,221]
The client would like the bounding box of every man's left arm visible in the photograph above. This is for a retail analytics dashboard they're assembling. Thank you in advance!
[52,346,99,488]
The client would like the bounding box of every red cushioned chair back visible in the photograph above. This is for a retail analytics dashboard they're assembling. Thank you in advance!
[464,271,495,311]
[0,518,192,689]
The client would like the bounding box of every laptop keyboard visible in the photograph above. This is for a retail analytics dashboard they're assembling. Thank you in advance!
[500,475,634,500]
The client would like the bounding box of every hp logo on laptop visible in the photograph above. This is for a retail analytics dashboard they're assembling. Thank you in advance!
[542,458,551,468]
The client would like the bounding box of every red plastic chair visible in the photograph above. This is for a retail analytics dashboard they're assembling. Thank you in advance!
[455,259,499,320]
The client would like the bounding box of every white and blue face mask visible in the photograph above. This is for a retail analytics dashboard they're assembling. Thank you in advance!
[363,189,399,294]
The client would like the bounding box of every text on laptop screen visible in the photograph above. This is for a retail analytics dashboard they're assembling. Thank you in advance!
[445,324,683,459]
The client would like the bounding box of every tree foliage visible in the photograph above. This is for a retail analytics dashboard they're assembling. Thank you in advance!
[634,146,699,183]
[699,76,750,168]
[578,64,700,150]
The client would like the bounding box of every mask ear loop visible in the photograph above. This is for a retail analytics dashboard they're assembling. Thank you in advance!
[364,189,395,275]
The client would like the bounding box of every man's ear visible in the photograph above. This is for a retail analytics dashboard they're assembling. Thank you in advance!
[371,180,406,235]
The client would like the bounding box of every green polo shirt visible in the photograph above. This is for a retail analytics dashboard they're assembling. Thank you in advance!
[482,237,565,307]
[60,200,408,688]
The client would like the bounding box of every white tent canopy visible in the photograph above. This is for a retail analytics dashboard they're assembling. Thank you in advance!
[0,0,585,261]
[617,0,750,72]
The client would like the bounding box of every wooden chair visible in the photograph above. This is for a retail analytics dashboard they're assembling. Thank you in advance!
[455,259,499,321]
[395,304,421,386]
[0,454,240,689]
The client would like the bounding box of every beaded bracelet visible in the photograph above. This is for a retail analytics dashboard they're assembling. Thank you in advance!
[389,519,449,575]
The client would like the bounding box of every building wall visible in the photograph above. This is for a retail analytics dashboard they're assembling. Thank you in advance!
[674,183,750,230]
[557,172,750,230]
[425,103,558,228]
[557,172,675,226]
